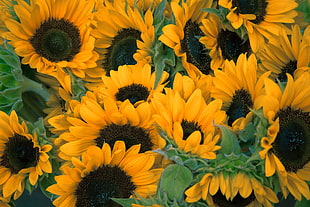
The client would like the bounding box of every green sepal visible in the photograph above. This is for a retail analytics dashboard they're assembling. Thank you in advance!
[217,125,241,155]
[158,164,193,201]
[297,0,310,23]
[111,198,136,207]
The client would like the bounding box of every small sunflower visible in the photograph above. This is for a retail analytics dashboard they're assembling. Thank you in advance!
[47,141,162,207]
[97,63,169,106]
[199,13,252,70]
[259,73,310,200]
[219,0,298,52]
[257,24,310,81]
[0,110,52,200]
[49,92,164,161]
[158,0,213,77]
[151,88,226,159]
[4,0,98,80]
[92,1,155,76]
[185,171,279,207]
[211,54,270,128]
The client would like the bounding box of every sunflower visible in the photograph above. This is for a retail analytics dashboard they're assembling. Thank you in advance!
[259,73,310,200]
[48,91,164,161]
[257,24,310,81]
[92,1,155,76]
[151,87,226,159]
[4,0,99,81]
[199,13,252,71]
[185,171,279,207]
[132,205,162,207]
[158,0,213,77]
[219,0,298,52]
[211,54,270,129]
[0,110,52,200]
[97,63,169,106]
[47,141,162,207]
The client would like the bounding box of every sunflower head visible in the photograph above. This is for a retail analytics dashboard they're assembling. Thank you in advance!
[0,110,52,200]
[259,73,310,200]
[47,141,162,207]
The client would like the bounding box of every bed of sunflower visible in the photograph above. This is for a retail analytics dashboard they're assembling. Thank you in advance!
[0,0,310,207]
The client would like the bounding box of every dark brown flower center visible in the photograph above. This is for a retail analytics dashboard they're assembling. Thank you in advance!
[181,119,204,144]
[272,107,310,172]
[115,84,150,104]
[212,190,256,207]
[75,165,135,207]
[96,123,153,152]
[30,18,81,62]
[104,28,141,76]
[0,134,39,174]
[278,60,297,82]
[217,29,251,62]
[226,89,253,126]
[181,20,212,75]
[232,0,268,24]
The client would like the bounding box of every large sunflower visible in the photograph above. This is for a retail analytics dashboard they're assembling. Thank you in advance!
[185,171,279,207]
[259,73,310,200]
[199,13,252,71]
[0,111,52,200]
[257,24,310,81]
[151,88,226,159]
[49,92,164,161]
[92,1,155,76]
[4,0,98,79]
[211,54,270,129]
[97,63,169,106]
[47,141,162,207]
[219,0,298,52]
[158,0,213,77]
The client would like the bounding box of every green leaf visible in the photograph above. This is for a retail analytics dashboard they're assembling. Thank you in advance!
[217,125,241,155]
[294,197,310,207]
[39,173,57,200]
[159,164,193,201]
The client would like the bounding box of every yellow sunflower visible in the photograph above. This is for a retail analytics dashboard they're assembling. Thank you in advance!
[48,92,164,161]
[185,172,279,207]
[211,54,270,129]
[151,88,226,159]
[259,73,310,200]
[132,204,162,207]
[257,24,310,81]
[47,141,162,207]
[96,63,169,106]
[219,0,298,52]
[0,110,52,200]
[158,0,213,77]
[4,0,99,80]
[199,13,252,71]
[92,1,155,76]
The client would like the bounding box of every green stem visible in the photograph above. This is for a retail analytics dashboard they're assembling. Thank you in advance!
[21,75,50,101]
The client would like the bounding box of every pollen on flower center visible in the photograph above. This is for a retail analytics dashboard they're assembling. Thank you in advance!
[30,18,81,62]
[104,28,141,75]
[181,20,212,75]
[75,165,135,207]
[232,0,268,24]
[226,89,253,126]
[96,123,153,152]
[217,30,251,63]
[115,83,150,104]
[0,134,39,174]
[272,107,310,172]
[212,191,256,207]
